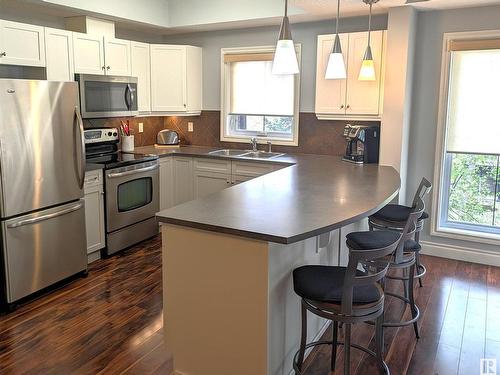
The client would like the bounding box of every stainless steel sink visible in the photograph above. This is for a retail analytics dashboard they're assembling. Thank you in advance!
[208,149,249,157]
[240,151,285,159]
[209,149,285,159]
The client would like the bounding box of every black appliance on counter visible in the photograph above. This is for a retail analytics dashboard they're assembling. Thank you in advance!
[342,124,380,164]
[84,128,159,255]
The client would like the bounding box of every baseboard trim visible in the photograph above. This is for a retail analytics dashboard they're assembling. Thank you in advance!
[420,240,500,267]
[287,320,330,375]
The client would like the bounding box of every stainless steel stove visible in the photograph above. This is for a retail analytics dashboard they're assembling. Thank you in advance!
[85,128,159,255]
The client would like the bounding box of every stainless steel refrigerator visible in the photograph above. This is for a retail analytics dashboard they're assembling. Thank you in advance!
[0,79,87,307]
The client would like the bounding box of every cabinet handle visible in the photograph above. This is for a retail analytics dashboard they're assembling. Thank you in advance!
[102,65,106,70]
[0,52,6,57]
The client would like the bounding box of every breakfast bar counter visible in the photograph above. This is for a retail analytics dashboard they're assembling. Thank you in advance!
[143,146,400,375]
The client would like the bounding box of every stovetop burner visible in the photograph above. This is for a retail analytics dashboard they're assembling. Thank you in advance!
[86,152,158,170]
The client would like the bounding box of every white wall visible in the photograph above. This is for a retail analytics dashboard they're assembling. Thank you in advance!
[408,4,500,254]
[163,15,388,111]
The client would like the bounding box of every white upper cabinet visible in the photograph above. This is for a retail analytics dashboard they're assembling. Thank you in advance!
[0,20,45,67]
[345,31,384,116]
[73,32,105,75]
[44,27,74,81]
[131,41,151,112]
[315,30,386,120]
[104,37,131,76]
[150,44,202,114]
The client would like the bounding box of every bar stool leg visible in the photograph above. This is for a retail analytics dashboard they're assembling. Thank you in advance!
[409,264,420,339]
[344,323,351,375]
[415,231,424,287]
[296,301,308,373]
[331,321,339,371]
[402,267,410,299]
[375,312,386,374]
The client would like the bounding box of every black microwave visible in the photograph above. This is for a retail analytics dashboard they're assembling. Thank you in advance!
[75,74,138,118]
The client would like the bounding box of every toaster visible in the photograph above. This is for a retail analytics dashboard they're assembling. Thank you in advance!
[157,130,180,145]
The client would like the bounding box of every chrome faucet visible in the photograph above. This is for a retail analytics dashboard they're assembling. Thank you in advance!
[250,137,258,152]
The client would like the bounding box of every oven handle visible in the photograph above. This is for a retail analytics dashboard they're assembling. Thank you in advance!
[107,164,158,179]
[7,202,84,228]
[125,84,132,110]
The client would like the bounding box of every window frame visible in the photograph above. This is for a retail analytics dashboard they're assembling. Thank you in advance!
[432,30,500,246]
[220,45,301,146]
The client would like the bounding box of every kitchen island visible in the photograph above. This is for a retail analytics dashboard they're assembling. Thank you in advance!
[149,146,400,375]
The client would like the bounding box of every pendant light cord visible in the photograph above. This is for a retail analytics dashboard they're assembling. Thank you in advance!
[335,0,340,35]
[367,2,372,47]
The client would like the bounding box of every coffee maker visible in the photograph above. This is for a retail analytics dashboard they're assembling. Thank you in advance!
[342,124,380,164]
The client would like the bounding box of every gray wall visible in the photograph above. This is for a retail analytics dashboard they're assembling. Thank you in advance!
[163,15,388,111]
[408,5,500,252]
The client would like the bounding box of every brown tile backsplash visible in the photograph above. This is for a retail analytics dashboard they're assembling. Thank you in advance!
[90,111,379,157]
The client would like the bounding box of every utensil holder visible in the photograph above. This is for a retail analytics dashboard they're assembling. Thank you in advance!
[121,135,134,152]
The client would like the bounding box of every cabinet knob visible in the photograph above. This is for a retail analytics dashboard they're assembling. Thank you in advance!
[102,66,106,70]
[340,105,344,109]
[0,52,6,57]
[106,66,111,70]
[346,104,351,109]
[184,104,187,108]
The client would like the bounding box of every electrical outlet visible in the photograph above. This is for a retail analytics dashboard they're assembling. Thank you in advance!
[138,122,144,133]
[188,122,194,132]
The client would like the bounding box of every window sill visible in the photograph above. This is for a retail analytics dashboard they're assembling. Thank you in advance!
[431,225,500,247]
[220,135,298,147]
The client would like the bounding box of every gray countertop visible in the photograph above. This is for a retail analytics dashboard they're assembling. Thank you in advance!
[139,145,400,244]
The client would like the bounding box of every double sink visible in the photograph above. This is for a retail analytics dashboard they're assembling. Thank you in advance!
[208,149,285,160]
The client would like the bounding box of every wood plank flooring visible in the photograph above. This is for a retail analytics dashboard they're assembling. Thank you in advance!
[0,235,499,375]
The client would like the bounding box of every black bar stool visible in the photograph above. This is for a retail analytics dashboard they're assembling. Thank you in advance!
[346,198,425,339]
[292,233,400,374]
[369,177,432,287]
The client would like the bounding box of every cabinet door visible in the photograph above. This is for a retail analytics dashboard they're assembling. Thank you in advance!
[315,34,348,115]
[231,161,275,177]
[0,20,45,67]
[194,171,230,199]
[186,46,202,113]
[104,37,131,76]
[345,31,384,116]
[73,32,105,75]
[173,157,193,205]
[150,45,186,112]
[44,28,74,81]
[159,158,174,210]
[84,184,105,254]
[231,174,253,185]
[131,41,151,112]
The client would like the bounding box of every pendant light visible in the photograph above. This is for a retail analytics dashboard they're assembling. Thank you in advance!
[325,0,346,79]
[359,0,378,81]
[272,0,299,75]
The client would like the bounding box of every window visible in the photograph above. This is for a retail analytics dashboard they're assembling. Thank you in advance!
[434,32,500,243]
[221,46,301,146]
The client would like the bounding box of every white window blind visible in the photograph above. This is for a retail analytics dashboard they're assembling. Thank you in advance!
[229,60,295,116]
[446,48,500,155]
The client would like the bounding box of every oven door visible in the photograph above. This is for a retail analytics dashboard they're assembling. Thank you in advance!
[76,74,138,118]
[105,161,159,233]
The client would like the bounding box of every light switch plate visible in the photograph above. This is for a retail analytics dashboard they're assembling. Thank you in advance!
[138,122,144,133]
[188,122,194,132]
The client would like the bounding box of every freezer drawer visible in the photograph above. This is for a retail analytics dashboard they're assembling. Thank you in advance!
[1,200,87,303]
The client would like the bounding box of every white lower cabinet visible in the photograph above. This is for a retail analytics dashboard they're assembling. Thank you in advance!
[84,170,105,263]
[173,157,194,205]
[194,171,231,199]
[158,156,286,206]
[159,157,174,210]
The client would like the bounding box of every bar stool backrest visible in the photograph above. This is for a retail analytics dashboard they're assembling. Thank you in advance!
[341,236,400,315]
[411,177,432,208]
[394,197,425,264]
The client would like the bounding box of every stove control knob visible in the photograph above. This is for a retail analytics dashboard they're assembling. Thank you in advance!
[108,132,112,137]
[113,132,118,137]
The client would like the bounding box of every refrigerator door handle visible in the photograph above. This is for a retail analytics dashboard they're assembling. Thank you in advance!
[74,106,86,189]
[7,201,84,228]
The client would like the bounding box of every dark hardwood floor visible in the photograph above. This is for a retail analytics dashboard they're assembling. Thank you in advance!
[0,235,499,375]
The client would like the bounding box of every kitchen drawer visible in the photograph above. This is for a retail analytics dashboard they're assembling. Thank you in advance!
[194,157,232,174]
[231,161,275,177]
[84,170,102,188]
